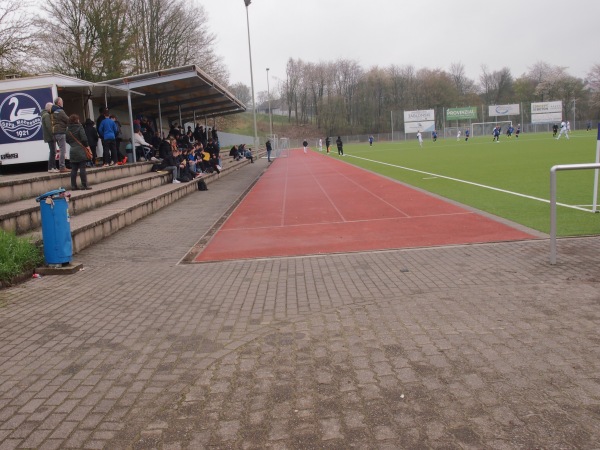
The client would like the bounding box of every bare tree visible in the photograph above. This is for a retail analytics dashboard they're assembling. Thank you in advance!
[37,0,131,81]
[588,63,600,110]
[285,58,302,123]
[449,62,475,98]
[479,66,514,104]
[0,0,36,76]
[229,82,251,106]
[127,0,222,79]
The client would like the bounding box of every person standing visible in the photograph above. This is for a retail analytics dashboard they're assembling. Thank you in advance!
[369,135,374,147]
[587,121,592,132]
[65,114,92,190]
[556,121,569,140]
[417,131,423,147]
[51,97,69,173]
[318,138,323,152]
[465,129,470,142]
[41,102,58,173]
[456,129,461,141]
[325,136,331,153]
[84,119,99,167]
[114,115,125,164]
[98,115,119,166]
[336,136,344,156]
[432,130,438,142]
[266,139,273,162]
[566,121,571,133]
[516,124,521,139]
[302,139,308,154]
[552,124,558,137]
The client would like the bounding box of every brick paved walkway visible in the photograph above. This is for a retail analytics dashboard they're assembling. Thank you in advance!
[1,158,600,449]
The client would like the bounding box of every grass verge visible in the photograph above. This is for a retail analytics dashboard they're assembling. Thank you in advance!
[0,230,44,287]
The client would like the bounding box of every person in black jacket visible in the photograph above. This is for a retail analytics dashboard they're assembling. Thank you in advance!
[325,136,331,154]
[336,136,344,156]
[84,119,99,166]
[266,139,273,162]
[302,139,308,154]
[162,147,185,184]
[65,114,92,190]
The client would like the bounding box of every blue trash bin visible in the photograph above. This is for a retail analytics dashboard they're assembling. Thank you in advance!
[35,189,72,265]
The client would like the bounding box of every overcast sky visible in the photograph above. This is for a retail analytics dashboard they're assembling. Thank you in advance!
[199,0,599,95]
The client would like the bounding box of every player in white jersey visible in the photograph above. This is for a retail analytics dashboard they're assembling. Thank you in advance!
[417,131,423,147]
[456,130,461,141]
[556,121,569,140]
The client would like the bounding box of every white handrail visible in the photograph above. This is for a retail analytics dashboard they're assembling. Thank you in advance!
[550,163,600,264]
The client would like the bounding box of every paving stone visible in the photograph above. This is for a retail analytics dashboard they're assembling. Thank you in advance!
[2,160,600,448]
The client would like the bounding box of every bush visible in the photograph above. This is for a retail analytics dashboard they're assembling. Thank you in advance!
[0,230,44,285]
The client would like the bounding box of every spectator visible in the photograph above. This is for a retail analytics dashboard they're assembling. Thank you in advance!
[187,145,198,175]
[134,129,155,161]
[198,145,212,173]
[41,102,58,173]
[244,147,254,163]
[150,130,162,149]
[266,139,273,162]
[205,137,217,157]
[51,97,69,173]
[199,125,207,147]
[229,145,241,161]
[84,119,99,167]
[114,115,124,163]
[158,137,172,160]
[162,147,185,184]
[211,154,222,173]
[193,123,203,143]
[65,114,92,190]
[96,106,107,161]
[98,114,119,166]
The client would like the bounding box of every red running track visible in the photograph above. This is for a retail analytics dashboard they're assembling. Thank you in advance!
[194,150,536,262]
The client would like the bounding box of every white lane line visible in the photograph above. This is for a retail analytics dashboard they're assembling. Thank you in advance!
[347,155,594,213]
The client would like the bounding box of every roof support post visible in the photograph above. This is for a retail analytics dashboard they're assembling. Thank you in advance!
[128,88,136,163]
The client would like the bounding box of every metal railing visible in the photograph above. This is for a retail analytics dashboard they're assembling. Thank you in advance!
[550,163,600,264]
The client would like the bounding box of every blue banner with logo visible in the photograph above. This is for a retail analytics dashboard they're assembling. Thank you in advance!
[0,88,53,145]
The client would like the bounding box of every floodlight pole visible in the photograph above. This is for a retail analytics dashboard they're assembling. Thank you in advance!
[267,68,273,138]
[593,123,600,213]
[244,0,259,151]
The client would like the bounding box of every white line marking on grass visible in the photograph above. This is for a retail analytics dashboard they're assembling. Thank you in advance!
[347,154,594,213]
[423,177,438,180]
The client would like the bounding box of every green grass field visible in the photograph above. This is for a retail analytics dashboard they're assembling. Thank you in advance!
[331,131,600,237]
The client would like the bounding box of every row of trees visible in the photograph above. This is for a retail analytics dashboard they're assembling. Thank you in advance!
[272,59,600,135]
[0,0,227,84]
[2,0,599,136]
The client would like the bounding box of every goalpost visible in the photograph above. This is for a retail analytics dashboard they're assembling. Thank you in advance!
[276,137,290,158]
[471,121,513,138]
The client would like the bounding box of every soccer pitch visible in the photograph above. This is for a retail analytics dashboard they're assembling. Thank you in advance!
[335,131,600,236]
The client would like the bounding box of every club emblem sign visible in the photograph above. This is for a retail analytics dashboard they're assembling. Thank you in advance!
[0,92,42,142]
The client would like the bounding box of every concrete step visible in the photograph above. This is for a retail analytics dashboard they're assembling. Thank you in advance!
[0,162,155,205]
[23,154,262,255]
[0,171,172,235]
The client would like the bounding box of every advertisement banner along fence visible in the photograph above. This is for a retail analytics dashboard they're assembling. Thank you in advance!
[488,104,520,117]
[446,107,478,121]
